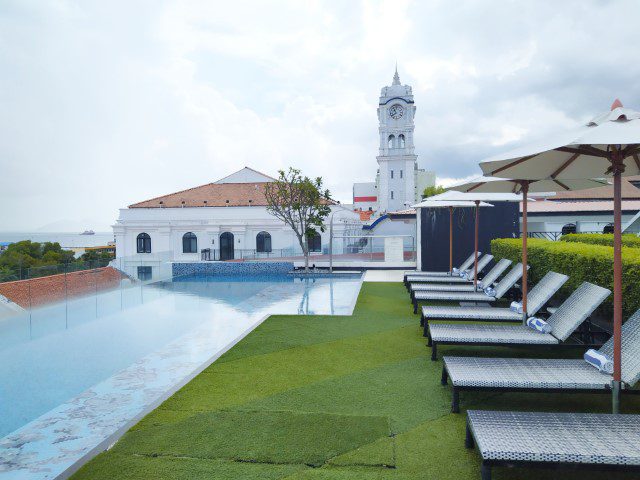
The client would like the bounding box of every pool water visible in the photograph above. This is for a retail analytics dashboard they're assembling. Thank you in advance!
[0,273,362,439]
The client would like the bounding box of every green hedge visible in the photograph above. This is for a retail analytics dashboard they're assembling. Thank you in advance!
[560,233,640,248]
[491,238,640,318]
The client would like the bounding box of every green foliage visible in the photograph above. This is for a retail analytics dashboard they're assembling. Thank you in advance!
[491,237,640,317]
[0,240,110,281]
[264,167,332,269]
[422,185,446,198]
[560,233,640,248]
[79,250,115,263]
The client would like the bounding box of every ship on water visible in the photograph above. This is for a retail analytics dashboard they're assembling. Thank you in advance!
[80,230,95,235]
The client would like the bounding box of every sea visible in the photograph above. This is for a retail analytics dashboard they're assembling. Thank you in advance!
[0,232,114,249]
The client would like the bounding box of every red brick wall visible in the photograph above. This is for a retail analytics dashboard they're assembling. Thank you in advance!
[0,267,125,308]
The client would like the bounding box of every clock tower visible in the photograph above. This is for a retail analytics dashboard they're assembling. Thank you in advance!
[376,66,419,212]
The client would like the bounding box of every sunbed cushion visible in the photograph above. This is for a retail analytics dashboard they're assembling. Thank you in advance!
[598,308,640,386]
[545,282,610,341]
[429,324,559,345]
[444,357,612,390]
[422,306,521,321]
[414,291,496,302]
[408,275,471,284]
[412,284,479,292]
[467,410,640,466]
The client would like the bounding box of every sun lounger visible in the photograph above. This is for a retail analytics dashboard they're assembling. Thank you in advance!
[427,282,610,360]
[441,308,640,412]
[465,410,640,480]
[411,263,525,314]
[406,255,494,286]
[409,258,510,289]
[419,271,568,334]
[403,252,478,288]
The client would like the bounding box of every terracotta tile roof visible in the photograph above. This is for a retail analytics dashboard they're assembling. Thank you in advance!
[129,182,271,208]
[549,176,640,201]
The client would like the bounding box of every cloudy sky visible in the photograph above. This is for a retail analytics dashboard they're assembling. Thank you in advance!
[1,0,639,231]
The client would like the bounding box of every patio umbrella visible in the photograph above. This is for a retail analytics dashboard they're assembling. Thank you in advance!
[426,191,524,289]
[449,177,608,320]
[412,199,493,283]
[478,100,640,413]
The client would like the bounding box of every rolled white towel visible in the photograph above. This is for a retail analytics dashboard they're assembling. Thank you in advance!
[483,286,496,297]
[510,301,523,314]
[477,281,485,290]
[459,269,468,278]
[464,271,474,281]
[526,317,552,334]
[584,349,614,374]
[452,268,460,275]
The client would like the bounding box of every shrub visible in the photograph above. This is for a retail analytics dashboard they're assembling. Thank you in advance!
[560,233,640,248]
[491,238,640,318]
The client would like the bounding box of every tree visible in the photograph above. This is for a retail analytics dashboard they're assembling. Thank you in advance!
[264,168,332,272]
[422,184,446,199]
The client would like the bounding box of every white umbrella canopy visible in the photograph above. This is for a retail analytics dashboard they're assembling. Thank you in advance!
[479,103,640,180]
[450,176,609,194]
[427,190,525,203]
[413,200,493,277]
[478,100,640,414]
[412,199,493,208]
[449,176,610,319]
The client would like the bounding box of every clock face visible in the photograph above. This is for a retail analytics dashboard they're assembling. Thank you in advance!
[389,104,404,120]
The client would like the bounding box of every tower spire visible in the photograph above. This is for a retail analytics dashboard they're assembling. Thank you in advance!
[392,63,401,85]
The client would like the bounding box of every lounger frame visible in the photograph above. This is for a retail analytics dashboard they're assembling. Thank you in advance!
[465,411,640,480]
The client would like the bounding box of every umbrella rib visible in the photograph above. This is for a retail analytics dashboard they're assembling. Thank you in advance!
[556,145,609,158]
[552,179,570,190]
[491,154,537,175]
[550,152,581,179]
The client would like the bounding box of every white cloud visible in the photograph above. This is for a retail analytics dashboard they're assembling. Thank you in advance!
[1,0,640,230]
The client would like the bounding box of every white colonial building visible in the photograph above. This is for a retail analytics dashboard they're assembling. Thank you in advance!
[353,67,435,215]
[113,167,360,268]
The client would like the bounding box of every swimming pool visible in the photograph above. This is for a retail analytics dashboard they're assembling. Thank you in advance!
[0,272,362,479]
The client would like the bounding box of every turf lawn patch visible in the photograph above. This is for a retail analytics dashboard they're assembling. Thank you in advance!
[111,410,392,467]
[156,325,423,413]
[72,453,305,480]
[240,356,453,433]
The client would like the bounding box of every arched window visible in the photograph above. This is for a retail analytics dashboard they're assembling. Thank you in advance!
[256,231,272,253]
[398,134,405,148]
[307,232,322,252]
[182,232,197,253]
[136,233,151,253]
[388,135,395,148]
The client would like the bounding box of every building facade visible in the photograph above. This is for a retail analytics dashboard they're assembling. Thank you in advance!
[113,168,360,272]
[353,68,435,215]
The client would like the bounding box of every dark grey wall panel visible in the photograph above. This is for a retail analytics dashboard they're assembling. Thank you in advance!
[420,202,519,272]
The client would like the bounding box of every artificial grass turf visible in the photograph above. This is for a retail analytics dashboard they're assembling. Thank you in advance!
[72,282,640,480]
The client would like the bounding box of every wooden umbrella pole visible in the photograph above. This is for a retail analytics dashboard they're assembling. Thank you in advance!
[474,201,479,290]
[449,206,453,274]
[521,181,529,323]
[612,149,624,414]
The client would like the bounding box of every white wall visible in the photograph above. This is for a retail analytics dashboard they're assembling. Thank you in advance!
[114,205,360,261]
[524,212,637,234]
